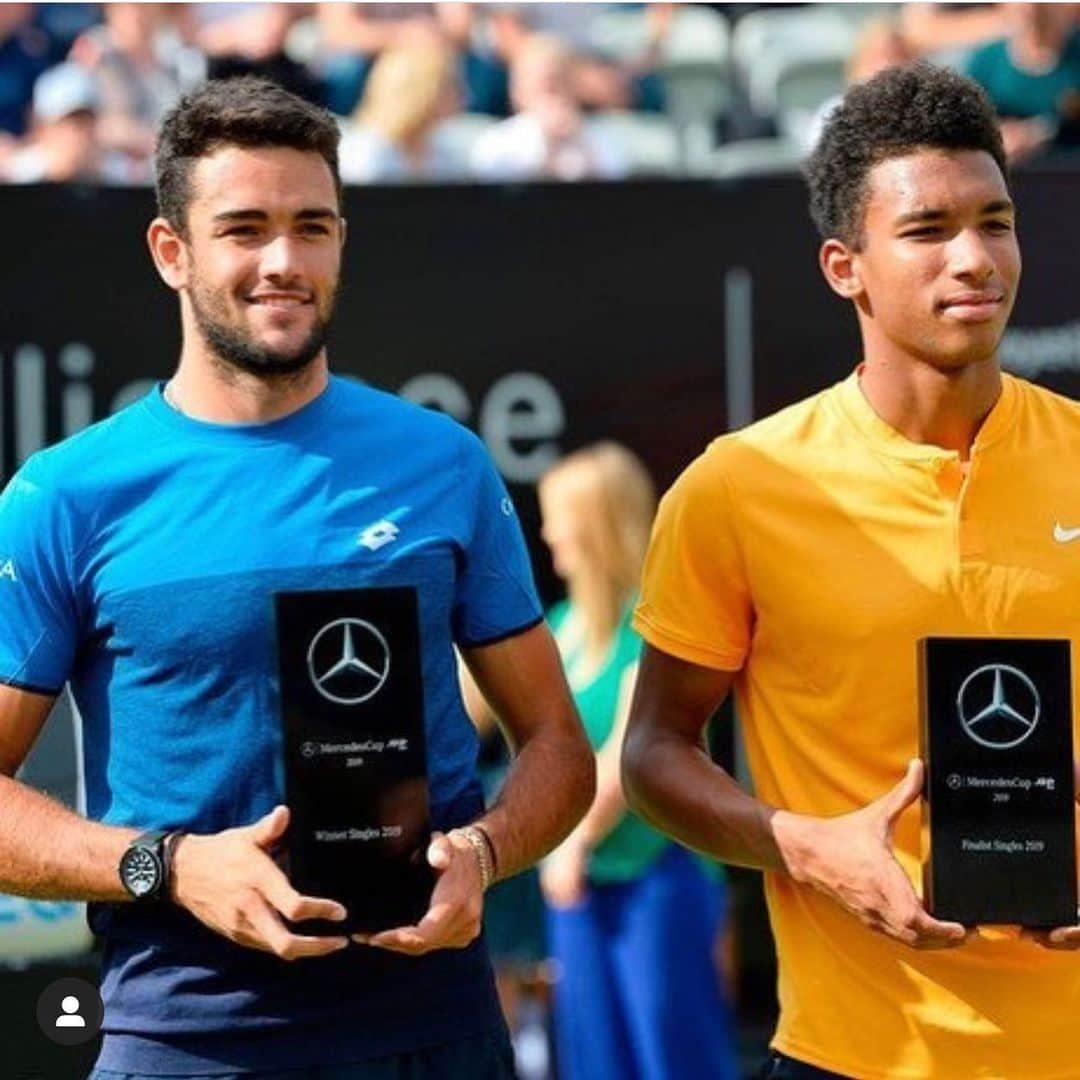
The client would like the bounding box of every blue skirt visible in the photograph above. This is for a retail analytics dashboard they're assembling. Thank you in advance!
[547,845,739,1080]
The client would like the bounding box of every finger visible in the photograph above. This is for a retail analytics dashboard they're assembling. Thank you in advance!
[249,804,290,849]
[362,925,430,955]
[261,868,347,926]
[427,831,452,871]
[903,910,969,949]
[1037,925,1080,950]
[875,862,966,948]
[415,898,467,944]
[878,759,924,826]
[245,896,349,960]
[361,897,470,954]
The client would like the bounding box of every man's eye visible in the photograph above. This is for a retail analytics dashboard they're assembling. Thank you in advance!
[902,227,940,239]
[224,226,258,237]
[300,224,329,235]
[984,220,1013,234]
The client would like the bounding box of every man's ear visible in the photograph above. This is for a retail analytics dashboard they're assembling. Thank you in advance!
[147,217,189,291]
[819,238,864,301]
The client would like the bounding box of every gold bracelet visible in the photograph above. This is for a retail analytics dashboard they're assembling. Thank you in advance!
[453,826,494,891]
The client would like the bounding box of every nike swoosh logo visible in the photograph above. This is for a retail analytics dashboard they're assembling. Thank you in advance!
[1054,523,1080,543]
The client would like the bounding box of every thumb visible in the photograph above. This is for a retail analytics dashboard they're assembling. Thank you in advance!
[427,831,452,871]
[878,759,924,827]
[250,804,290,848]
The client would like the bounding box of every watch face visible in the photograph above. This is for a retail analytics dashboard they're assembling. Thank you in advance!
[121,847,161,898]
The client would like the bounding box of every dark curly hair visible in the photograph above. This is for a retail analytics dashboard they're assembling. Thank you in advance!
[155,76,342,237]
[805,62,1008,247]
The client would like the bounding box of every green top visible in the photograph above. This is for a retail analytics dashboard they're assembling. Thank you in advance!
[967,33,1080,121]
[549,598,672,883]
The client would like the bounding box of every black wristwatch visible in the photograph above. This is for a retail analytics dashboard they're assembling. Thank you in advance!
[119,829,181,902]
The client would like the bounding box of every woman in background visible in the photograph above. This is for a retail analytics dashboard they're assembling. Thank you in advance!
[538,442,738,1080]
[338,41,462,183]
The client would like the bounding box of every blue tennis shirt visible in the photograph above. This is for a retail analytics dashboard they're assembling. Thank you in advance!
[0,375,543,1074]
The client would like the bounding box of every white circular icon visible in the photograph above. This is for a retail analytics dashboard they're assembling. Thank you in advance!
[56,996,85,1028]
[956,663,1041,750]
[306,618,391,706]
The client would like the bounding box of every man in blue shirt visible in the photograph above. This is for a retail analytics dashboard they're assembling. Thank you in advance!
[0,76,594,1078]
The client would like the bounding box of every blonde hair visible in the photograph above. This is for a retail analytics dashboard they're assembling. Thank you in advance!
[355,43,454,145]
[539,442,656,662]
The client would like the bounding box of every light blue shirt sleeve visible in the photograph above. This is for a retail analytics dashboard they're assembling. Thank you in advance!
[0,455,81,693]
[452,432,542,647]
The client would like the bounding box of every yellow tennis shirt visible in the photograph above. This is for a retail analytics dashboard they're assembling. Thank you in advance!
[634,370,1080,1079]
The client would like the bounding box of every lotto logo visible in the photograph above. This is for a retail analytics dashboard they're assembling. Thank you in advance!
[0,559,15,582]
[357,520,400,552]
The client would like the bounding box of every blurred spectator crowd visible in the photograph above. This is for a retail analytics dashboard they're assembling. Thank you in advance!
[1,1,1078,186]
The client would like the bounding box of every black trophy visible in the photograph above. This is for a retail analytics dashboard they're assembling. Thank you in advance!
[275,587,433,934]
[919,637,1077,927]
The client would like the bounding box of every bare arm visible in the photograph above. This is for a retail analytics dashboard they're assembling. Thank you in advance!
[540,661,637,907]
[622,644,967,949]
[461,621,595,880]
[362,621,594,955]
[0,685,137,900]
[621,645,780,868]
[0,684,347,959]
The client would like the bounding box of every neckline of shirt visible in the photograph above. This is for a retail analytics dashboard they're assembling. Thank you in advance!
[143,374,343,446]
[833,366,1019,463]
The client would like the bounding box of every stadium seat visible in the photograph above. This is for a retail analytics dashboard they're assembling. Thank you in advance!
[732,7,857,118]
[661,8,733,172]
[589,111,681,177]
[774,55,848,146]
[588,5,732,171]
[707,136,802,179]
[431,113,499,174]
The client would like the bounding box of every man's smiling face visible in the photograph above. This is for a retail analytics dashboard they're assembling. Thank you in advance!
[179,144,344,377]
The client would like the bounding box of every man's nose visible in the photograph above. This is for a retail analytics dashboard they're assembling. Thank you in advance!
[946,228,995,283]
[259,234,303,281]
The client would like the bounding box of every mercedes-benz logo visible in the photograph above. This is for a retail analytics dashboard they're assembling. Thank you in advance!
[307,618,391,706]
[956,663,1041,750]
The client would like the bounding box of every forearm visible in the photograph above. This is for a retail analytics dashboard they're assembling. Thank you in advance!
[0,774,136,900]
[572,747,625,849]
[478,723,595,882]
[622,726,785,872]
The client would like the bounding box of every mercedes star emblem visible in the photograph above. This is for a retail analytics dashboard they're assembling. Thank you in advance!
[956,663,1041,750]
[307,618,391,706]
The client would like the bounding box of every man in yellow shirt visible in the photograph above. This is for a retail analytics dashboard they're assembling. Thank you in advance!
[623,62,1080,1080]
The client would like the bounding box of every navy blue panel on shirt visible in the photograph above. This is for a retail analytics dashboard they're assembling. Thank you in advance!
[0,376,542,1072]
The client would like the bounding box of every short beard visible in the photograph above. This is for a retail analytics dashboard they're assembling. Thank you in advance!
[188,277,337,380]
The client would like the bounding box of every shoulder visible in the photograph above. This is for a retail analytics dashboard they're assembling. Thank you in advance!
[335,376,471,436]
[333,376,488,466]
[15,394,157,504]
[669,385,840,499]
[1009,374,1080,437]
